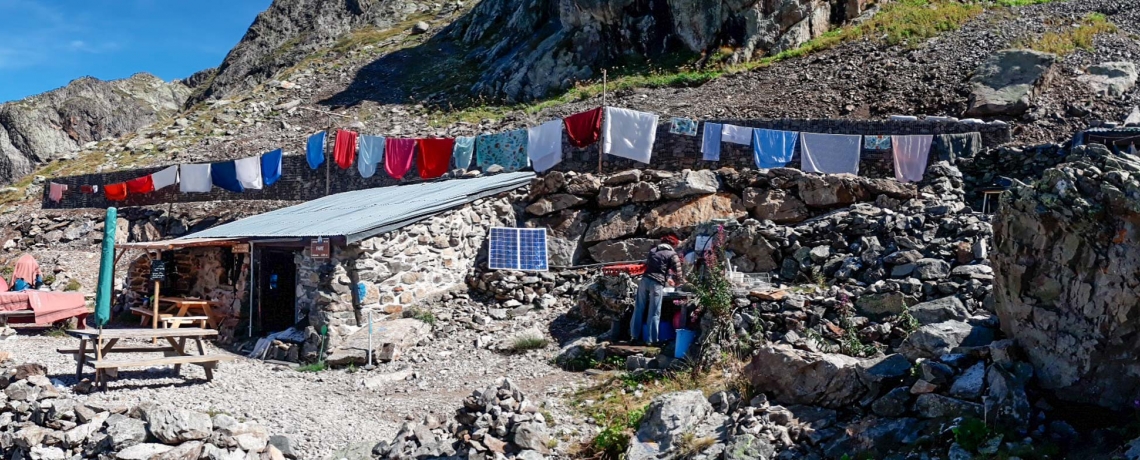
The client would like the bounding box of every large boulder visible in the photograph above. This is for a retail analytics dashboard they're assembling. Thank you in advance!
[661,169,719,199]
[795,175,867,208]
[1078,61,1138,97]
[642,193,747,236]
[964,49,1057,117]
[908,296,969,324]
[991,144,1140,408]
[525,193,585,216]
[326,318,431,365]
[584,206,641,243]
[743,188,810,223]
[527,209,590,266]
[626,391,726,460]
[897,320,994,360]
[137,405,213,444]
[588,238,657,263]
[745,344,870,408]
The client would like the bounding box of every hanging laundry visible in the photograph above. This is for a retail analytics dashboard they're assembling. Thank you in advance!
[150,165,179,191]
[602,107,658,164]
[306,131,326,169]
[417,138,455,179]
[104,183,128,201]
[357,136,385,178]
[701,122,723,161]
[932,132,982,164]
[563,107,603,148]
[48,183,67,202]
[863,135,892,151]
[211,160,244,193]
[527,120,563,173]
[892,135,934,183]
[126,175,155,194]
[799,133,863,175]
[476,129,529,172]
[384,138,417,180]
[752,129,799,169]
[721,124,754,145]
[261,149,283,186]
[669,117,699,136]
[179,164,212,193]
[80,185,98,194]
[333,129,358,170]
[235,156,263,190]
[453,136,475,170]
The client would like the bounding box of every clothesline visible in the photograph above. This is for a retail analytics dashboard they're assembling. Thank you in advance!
[46,106,983,204]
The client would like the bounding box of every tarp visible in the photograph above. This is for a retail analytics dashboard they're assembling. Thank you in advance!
[0,291,87,324]
[96,207,116,327]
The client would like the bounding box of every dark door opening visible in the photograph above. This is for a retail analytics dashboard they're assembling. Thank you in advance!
[258,249,297,333]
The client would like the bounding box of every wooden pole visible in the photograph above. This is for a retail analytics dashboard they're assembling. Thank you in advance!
[325,115,332,197]
[599,69,607,175]
[152,280,161,331]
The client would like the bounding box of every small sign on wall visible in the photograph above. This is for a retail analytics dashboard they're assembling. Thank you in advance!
[311,239,330,259]
[232,244,250,254]
[149,260,166,281]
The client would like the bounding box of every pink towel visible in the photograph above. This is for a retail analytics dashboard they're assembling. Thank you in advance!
[891,135,934,183]
[48,183,67,202]
[385,138,417,179]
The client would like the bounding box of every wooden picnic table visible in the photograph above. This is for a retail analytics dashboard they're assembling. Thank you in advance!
[59,327,235,391]
[133,296,220,329]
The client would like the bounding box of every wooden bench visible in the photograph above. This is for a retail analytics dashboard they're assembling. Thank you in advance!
[162,316,209,328]
[0,310,34,326]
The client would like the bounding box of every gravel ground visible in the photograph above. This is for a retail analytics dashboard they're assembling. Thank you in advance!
[0,302,589,459]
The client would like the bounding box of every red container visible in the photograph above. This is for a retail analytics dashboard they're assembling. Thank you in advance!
[602,263,646,276]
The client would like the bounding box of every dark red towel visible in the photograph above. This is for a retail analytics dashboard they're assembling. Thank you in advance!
[334,129,359,170]
[563,107,603,148]
[104,183,128,201]
[125,175,155,194]
[80,185,96,194]
[416,138,455,179]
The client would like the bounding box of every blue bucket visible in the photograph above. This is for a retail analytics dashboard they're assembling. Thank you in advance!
[675,329,696,358]
[658,321,676,342]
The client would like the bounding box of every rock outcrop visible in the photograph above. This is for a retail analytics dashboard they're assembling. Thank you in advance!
[0,74,190,185]
[992,143,1140,408]
[964,49,1057,117]
[448,0,863,102]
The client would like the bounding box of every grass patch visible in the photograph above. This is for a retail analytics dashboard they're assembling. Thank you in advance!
[675,432,717,459]
[511,334,550,352]
[406,307,436,325]
[993,0,1061,6]
[64,279,82,292]
[1018,13,1117,55]
[297,361,327,373]
[44,326,69,338]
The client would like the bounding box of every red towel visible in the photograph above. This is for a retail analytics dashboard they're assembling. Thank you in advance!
[385,138,417,180]
[125,175,155,194]
[104,183,128,201]
[334,130,359,169]
[80,185,97,194]
[416,138,455,179]
[564,107,604,148]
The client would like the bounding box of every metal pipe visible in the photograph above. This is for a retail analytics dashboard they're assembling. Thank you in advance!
[364,311,375,371]
[248,242,255,338]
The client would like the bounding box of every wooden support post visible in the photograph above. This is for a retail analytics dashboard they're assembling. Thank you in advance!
[599,69,607,175]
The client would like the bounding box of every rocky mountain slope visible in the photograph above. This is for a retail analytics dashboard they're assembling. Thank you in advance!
[0,73,191,185]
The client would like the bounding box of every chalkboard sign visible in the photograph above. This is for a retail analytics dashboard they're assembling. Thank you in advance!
[150,260,166,281]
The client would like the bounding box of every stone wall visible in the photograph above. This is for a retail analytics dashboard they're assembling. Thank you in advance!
[42,119,1010,209]
[297,194,518,347]
[123,247,249,342]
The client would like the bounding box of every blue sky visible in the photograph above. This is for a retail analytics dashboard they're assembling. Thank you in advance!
[0,0,272,103]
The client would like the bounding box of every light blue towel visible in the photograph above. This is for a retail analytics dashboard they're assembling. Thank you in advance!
[306,132,326,169]
[476,129,529,172]
[701,122,722,161]
[753,129,799,169]
[357,135,385,178]
[453,136,475,169]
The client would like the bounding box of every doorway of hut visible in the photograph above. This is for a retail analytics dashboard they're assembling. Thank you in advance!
[258,249,297,333]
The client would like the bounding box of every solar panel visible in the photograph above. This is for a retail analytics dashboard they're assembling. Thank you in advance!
[489,227,548,271]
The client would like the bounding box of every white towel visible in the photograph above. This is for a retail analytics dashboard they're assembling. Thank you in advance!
[179,164,212,193]
[150,166,179,191]
[527,120,563,173]
[602,107,658,164]
[702,122,723,161]
[721,124,753,145]
[891,135,934,183]
[799,133,863,175]
[234,156,264,190]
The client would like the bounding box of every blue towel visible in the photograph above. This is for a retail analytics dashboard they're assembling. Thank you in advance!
[211,160,244,193]
[306,132,326,169]
[753,129,799,169]
[358,135,386,178]
[476,129,529,172]
[261,149,283,186]
[453,136,475,169]
[701,122,722,161]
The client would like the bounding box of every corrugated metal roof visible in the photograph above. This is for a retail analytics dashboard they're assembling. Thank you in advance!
[118,238,245,250]
[182,172,534,243]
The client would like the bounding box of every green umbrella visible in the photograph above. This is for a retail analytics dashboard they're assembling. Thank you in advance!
[95,207,116,328]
